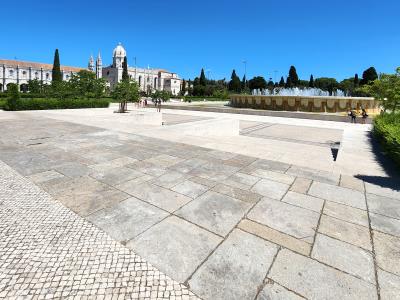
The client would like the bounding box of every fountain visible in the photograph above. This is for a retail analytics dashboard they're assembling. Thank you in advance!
[252,87,345,97]
[231,88,380,114]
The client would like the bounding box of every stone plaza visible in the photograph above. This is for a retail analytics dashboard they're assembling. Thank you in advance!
[0,104,399,299]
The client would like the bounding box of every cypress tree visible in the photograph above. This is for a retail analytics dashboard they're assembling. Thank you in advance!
[309,75,314,88]
[241,75,247,90]
[288,66,299,86]
[122,56,129,82]
[354,73,359,87]
[199,68,206,86]
[285,77,292,88]
[228,69,241,92]
[52,49,62,83]
[181,79,186,94]
[279,76,285,87]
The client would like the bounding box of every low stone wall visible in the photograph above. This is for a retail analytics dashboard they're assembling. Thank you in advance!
[230,95,380,114]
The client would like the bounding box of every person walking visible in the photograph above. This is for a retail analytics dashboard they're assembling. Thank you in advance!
[361,109,368,124]
[349,110,357,123]
[157,99,161,112]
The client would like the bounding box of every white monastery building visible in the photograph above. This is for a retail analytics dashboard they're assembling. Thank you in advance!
[1,43,182,95]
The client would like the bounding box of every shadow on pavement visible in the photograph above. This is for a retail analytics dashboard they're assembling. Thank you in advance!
[355,132,400,190]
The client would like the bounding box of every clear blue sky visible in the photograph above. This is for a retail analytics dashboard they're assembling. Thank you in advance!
[1,0,399,82]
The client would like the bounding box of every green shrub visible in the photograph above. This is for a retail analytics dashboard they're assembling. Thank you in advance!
[184,96,229,102]
[4,97,110,111]
[0,99,6,109]
[373,113,400,166]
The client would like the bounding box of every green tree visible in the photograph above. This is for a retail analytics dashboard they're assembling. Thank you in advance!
[354,73,359,87]
[199,68,206,86]
[360,67,378,85]
[279,76,285,87]
[339,78,355,96]
[181,79,186,96]
[285,77,292,88]
[309,75,314,88]
[248,76,267,90]
[27,79,44,94]
[314,77,339,95]
[228,69,241,92]
[288,66,299,86]
[122,56,129,82]
[111,80,140,112]
[361,67,400,112]
[52,49,62,83]
[6,83,20,110]
[241,75,247,91]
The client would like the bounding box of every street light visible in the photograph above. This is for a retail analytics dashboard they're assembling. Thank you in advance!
[242,60,247,90]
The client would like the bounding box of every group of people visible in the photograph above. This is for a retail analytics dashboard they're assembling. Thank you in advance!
[154,98,162,112]
[134,97,162,112]
[348,108,368,124]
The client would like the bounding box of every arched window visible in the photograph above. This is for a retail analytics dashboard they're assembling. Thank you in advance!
[22,71,27,76]
[46,73,49,79]
[154,78,157,89]
[9,70,14,77]
[35,72,39,79]
[138,76,142,87]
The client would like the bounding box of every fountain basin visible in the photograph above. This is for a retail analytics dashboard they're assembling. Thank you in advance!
[230,95,380,114]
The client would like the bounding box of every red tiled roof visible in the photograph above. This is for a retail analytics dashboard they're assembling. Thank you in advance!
[0,59,84,72]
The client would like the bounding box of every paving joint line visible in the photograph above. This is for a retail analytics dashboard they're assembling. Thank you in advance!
[364,180,382,300]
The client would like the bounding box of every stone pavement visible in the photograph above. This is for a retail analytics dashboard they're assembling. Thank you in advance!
[0,161,198,299]
[0,111,400,299]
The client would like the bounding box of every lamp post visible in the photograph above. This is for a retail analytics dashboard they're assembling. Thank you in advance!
[242,60,247,90]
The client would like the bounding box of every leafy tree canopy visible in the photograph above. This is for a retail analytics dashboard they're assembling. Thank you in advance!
[248,76,267,90]
[361,67,400,112]
[360,67,378,85]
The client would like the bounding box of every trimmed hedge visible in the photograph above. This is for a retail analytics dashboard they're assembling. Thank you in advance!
[373,113,400,166]
[4,98,110,111]
[184,96,228,102]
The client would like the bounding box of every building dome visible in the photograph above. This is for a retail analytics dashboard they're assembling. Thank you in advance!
[113,43,126,58]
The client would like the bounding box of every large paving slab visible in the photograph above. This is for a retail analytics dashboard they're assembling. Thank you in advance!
[308,181,366,210]
[318,214,372,250]
[117,181,192,212]
[176,191,252,236]
[251,178,290,200]
[373,231,400,276]
[86,197,169,242]
[323,200,369,227]
[378,269,400,300]
[189,229,278,300]
[256,281,304,300]
[365,182,400,200]
[248,197,320,243]
[312,234,375,284]
[127,216,222,283]
[44,176,130,216]
[269,249,378,300]
[367,193,400,219]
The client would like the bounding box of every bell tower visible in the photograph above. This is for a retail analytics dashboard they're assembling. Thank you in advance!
[96,52,102,79]
[88,54,94,71]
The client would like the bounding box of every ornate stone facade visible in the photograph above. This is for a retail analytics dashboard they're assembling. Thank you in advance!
[99,43,182,95]
[0,43,182,95]
[0,59,83,92]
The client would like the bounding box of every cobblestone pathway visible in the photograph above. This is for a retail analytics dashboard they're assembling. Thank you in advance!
[0,160,198,299]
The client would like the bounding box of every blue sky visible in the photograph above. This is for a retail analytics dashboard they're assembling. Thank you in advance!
[1,0,399,82]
